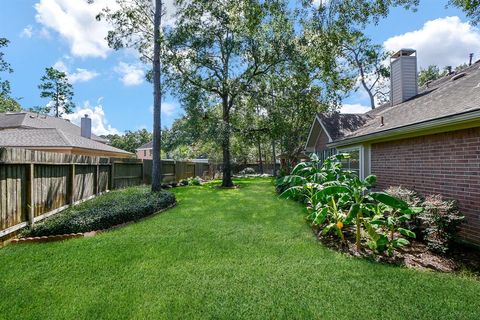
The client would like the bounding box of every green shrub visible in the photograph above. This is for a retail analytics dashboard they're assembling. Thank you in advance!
[239,167,256,175]
[22,187,176,237]
[421,195,464,254]
[188,176,203,186]
[386,186,464,253]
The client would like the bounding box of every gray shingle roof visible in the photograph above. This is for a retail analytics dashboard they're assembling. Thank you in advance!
[0,128,130,154]
[321,61,480,143]
[0,111,108,143]
[137,141,153,149]
[318,113,369,141]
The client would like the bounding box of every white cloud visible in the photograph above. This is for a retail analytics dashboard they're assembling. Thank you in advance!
[34,0,178,59]
[34,0,113,58]
[384,16,480,69]
[20,25,51,39]
[20,25,33,38]
[161,102,177,116]
[63,101,119,136]
[68,68,99,83]
[53,59,99,84]
[340,103,370,114]
[114,62,145,86]
[149,102,179,116]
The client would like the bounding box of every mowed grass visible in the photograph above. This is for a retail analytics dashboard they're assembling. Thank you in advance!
[0,178,479,320]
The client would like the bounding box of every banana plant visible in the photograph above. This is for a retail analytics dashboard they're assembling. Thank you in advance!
[365,192,423,255]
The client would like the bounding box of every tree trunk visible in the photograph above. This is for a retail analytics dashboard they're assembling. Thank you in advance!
[151,0,162,192]
[271,140,277,176]
[361,78,376,110]
[258,140,264,174]
[221,96,234,187]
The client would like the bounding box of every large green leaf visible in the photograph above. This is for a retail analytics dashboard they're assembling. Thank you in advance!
[370,192,409,209]
[279,186,303,199]
[344,203,360,224]
[311,172,327,183]
[364,175,377,186]
[280,175,306,186]
[399,207,424,215]
[291,162,310,175]
[393,238,410,248]
[318,185,352,198]
[313,207,329,225]
[398,228,416,239]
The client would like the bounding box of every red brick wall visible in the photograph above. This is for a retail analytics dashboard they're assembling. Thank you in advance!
[136,149,152,160]
[371,127,480,244]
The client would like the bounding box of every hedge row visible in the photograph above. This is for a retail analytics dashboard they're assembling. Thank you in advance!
[22,187,176,237]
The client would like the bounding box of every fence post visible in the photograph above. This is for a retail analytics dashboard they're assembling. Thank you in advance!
[173,161,177,183]
[26,163,35,225]
[95,164,100,195]
[69,164,75,204]
[110,162,115,190]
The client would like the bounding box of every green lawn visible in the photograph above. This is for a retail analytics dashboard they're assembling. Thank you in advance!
[0,178,479,319]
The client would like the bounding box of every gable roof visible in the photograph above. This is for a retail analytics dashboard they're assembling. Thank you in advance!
[0,111,108,143]
[137,141,153,150]
[317,113,369,141]
[317,60,480,146]
[0,128,131,155]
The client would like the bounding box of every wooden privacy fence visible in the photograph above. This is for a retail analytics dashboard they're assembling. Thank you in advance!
[142,159,211,184]
[0,148,209,239]
[0,148,144,238]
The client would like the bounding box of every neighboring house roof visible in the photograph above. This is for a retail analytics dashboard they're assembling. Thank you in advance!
[0,111,108,143]
[312,60,480,147]
[0,128,131,155]
[137,141,153,150]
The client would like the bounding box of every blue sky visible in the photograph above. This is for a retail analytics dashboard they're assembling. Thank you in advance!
[0,0,477,134]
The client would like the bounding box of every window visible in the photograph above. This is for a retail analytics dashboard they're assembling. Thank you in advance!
[339,148,361,177]
[143,150,147,156]
[149,149,152,156]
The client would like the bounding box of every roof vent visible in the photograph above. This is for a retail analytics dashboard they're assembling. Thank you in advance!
[451,72,466,81]
[390,49,418,106]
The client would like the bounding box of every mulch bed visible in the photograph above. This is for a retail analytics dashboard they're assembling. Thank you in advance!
[313,226,480,275]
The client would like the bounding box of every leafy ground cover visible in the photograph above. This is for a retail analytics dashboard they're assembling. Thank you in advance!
[21,186,176,237]
[1,178,479,319]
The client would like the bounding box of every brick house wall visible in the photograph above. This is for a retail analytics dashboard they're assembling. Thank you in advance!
[371,127,480,244]
[136,148,152,160]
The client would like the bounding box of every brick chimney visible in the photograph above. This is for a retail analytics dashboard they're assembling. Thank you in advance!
[390,49,418,106]
[81,114,92,139]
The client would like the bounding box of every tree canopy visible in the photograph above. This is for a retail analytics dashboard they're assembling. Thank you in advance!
[37,67,75,117]
[103,129,153,153]
[0,38,21,113]
[165,0,293,187]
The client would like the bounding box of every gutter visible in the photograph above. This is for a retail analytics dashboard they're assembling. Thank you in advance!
[328,108,480,147]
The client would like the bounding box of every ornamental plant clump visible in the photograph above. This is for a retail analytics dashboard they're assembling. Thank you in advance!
[277,153,422,256]
[386,186,464,254]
